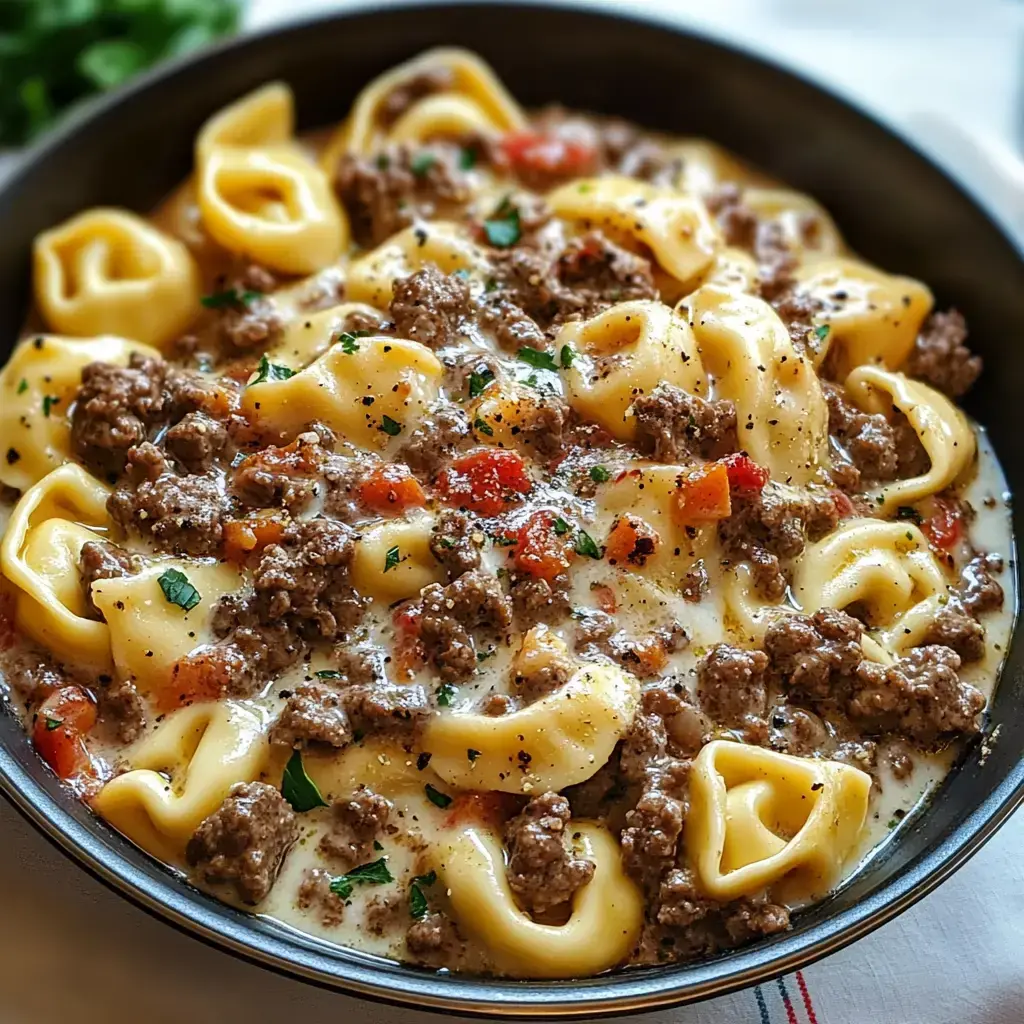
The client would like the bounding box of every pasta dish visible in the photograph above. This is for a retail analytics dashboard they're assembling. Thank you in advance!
[0,49,1013,978]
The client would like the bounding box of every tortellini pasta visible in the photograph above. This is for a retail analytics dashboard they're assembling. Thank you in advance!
[0,464,112,671]
[422,663,639,794]
[33,209,200,350]
[792,258,933,374]
[350,513,444,602]
[684,285,829,484]
[92,560,245,696]
[0,333,160,490]
[345,222,487,307]
[742,188,844,259]
[265,301,387,369]
[243,336,442,451]
[687,741,871,902]
[434,822,643,978]
[93,701,272,862]
[196,83,346,275]
[549,177,722,290]
[793,518,950,656]
[323,47,526,165]
[843,366,976,512]
[559,300,706,441]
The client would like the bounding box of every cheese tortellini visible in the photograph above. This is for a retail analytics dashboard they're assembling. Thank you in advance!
[350,513,444,602]
[687,741,871,902]
[33,209,200,350]
[0,333,160,490]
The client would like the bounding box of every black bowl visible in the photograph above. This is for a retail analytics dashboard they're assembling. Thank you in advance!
[0,2,1021,1017]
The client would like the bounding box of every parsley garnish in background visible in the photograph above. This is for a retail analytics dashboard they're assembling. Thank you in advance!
[590,465,611,483]
[281,749,328,812]
[157,567,201,611]
[575,529,603,559]
[315,669,343,680]
[329,857,394,899]
[409,870,437,919]
[559,344,576,369]
[410,152,436,177]
[425,783,453,809]
[517,347,559,372]
[379,415,402,436]
[338,332,363,354]
[0,0,241,145]
[473,416,494,437]
[553,517,571,536]
[458,147,477,170]
[483,197,521,248]
[16,378,28,394]
[436,683,456,707]
[201,287,261,310]
[813,324,831,343]
[41,395,59,417]
[468,367,494,397]
[249,355,295,386]
[384,545,402,572]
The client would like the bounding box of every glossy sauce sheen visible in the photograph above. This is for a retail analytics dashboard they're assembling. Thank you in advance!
[0,50,1015,978]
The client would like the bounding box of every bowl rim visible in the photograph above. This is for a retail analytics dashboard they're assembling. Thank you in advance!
[1,0,1022,1016]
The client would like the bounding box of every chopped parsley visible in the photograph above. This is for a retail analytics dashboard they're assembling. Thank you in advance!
[409,870,437,919]
[476,649,495,662]
[813,323,831,343]
[249,354,295,385]
[379,415,402,436]
[384,545,402,572]
[281,749,328,812]
[410,151,436,176]
[44,716,62,732]
[467,748,481,761]
[425,783,453,809]
[575,529,603,559]
[559,344,576,369]
[373,840,384,852]
[16,378,28,394]
[328,856,394,899]
[41,395,59,417]
[338,332,363,354]
[468,367,495,397]
[517,346,559,372]
[553,517,571,536]
[458,147,477,170]
[201,287,261,310]
[157,568,201,611]
[436,683,456,707]
[315,669,343,680]
[473,416,494,437]
[590,465,611,484]
[896,506,923,524]
[483,197,521,248]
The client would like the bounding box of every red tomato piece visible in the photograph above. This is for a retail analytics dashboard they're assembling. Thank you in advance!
[161,645,244,711]
[673,462,732,524]
[604,515,660,567]
[500,130,597,177]
[721,453,770,495]
[923,498,964,550]
[438,449,532,516]
[33,686,97,780]
[514,510,575,582]
[359,463,427,514]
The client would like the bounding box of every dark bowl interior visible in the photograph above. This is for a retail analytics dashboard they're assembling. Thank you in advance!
[0,2,1021,1017]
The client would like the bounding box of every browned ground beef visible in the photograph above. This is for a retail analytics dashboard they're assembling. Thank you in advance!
[398,402,472,479]
[406,911,463,964]
[824,381,899,486]
[573,611,687,679]
[390,267,472,349]
[632,383,737,462]
[504,792,595,914]
[429,509,482,577]
[621,785,686,889]
[96,677,146,744]
[186,782,298,903]
[923,607,986,662]
[696,645,769,732]
[108,443,228,556]
[416,570,513,681]
[297,867,347,926]
[959,553,1004,615]
[848,645,985,746]
[379,67,454,125]
[220,292,285,352]
[319,787,392,868]
[342,679,430,733]
[269,683,352,749]
[79,539,139,619]
[905,310,982,398]
[165,411,228,473]
[510,573,571,629]
[765,608,864,701]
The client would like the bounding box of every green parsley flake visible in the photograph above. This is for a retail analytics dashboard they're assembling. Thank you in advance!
[483,197,521,248]
[328,857,394,899]
[474,416,494,437]
[590,465,611,483]
[410,152,436,176]
[425,783,453,809]
[373,840,384,851]
[249,354,296,386]
[468,367,495,397]
[458,147,477,170]
[896,506,923,524]
[44,716,62,732]
[201,288,261,310]
[315,669,343,679]
[467,748,481,761]
[338,332,363,353]
[559,344,576,369]
[41,395,59,417]
[813,324,831,343]
[384,545,402,572]
[553,517,571,536]
[281,749,328,812]
[436,683,456,707]
[157,568,201,611]
[379,415,402,436]
[17,378,28,394]
[409,870,437,918]
[517,347,559,372]
[575,529,603,559]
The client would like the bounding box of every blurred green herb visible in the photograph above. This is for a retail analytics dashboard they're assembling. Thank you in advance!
[0,0,242,146]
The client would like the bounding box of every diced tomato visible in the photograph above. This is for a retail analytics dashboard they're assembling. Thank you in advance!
[673,462,732,524]
[591,583,617,614]
[514,510,575,582]
[391,603,425,681]
[33,686,97,780]
[359,463,426,515]
[832,489,856,519]
[627,636,670,677]
[605,515,660,567]
[393,602,423,637]
[161,645,243,711]
[721,453,770,495]
[223,513,286,562]
[923,498,964,550]
[438,449,532,516]
[500,130,597,178]
[443,791,517,830]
